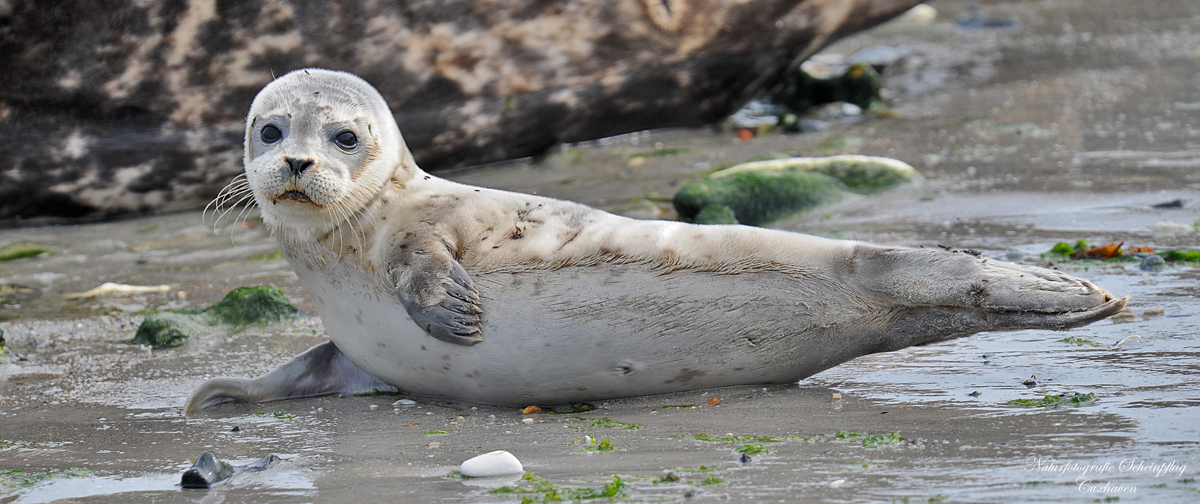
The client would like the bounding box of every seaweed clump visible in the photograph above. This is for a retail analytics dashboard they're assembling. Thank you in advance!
[207,286,300,327]
[0,242,52,262]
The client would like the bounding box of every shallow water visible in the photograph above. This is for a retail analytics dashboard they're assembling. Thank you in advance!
[3,0,1200,502]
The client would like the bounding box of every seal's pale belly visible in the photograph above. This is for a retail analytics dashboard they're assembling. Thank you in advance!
[289,251,889,405]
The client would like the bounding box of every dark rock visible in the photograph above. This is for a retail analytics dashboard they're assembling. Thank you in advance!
[180,451,235,489]
[131,315,190,349]
[770,62,883,112]
[0,0,922,219]
[1151,198,1185,209]
[181,451,279,489]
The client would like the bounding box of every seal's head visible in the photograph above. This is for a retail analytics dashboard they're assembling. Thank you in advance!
[244,68,416,240]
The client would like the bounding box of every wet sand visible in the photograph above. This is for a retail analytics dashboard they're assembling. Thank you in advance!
[3,0,1200,502]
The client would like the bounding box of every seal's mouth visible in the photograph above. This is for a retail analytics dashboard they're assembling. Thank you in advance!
[275,190,314,204]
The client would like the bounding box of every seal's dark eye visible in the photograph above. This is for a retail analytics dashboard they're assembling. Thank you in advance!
[261,125,282,143]
[334,131,357,149]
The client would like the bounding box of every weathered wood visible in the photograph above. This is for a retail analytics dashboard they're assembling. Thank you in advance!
[0,0,920,219]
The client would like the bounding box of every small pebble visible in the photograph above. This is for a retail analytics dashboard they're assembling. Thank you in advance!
[831,479,846,487]
[1140,254,1166,271]
[831,392,842,400]
[230,426,241,433]
[393,399,416,407]
[369,404,378,410]
[521,418,534,425]
[968,391,981,397]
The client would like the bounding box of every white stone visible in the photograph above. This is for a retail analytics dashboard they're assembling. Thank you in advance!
[460,450,524,478]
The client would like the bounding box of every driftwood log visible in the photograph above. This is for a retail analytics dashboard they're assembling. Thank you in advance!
[0,0,919,219]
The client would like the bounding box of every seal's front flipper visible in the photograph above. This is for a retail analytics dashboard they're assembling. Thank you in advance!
[398,260,484,346]
[184,341,396,414]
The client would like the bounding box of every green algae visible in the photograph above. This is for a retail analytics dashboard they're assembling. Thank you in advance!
[1008,392,1096,408]
[738,444,769,455]
[1161,250,1200,262]
[0,468,91,494]
[0,242,52,262]
[573,436,618,453]
[670,465,725,473]
[678,433,782,444]
[256,411,297,420]
[573,416,643,430]
[830,431,906,448]
[1059,336,1106,348]
[490,473,628,502]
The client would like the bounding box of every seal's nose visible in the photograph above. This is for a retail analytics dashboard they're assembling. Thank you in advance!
[284,157,314,176]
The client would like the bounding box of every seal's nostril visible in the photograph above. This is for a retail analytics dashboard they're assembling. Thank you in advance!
[285,157,315,176]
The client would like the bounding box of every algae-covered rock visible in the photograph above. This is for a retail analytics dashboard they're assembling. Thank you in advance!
[693,205,740,225]
[709,155,920,194]
[0,243,52,262]
[207,286,299,327]
[674,155,919,226]
[674,171,847,226]
[131,315,190,349]
[130,285,300,349]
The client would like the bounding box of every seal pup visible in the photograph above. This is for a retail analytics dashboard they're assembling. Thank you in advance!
[186,68,1126,413]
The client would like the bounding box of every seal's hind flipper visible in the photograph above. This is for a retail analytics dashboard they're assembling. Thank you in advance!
[184,341,396,414]
[398,260,484,346]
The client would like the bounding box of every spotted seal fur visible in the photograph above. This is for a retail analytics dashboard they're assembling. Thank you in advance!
[185,69,1126,412]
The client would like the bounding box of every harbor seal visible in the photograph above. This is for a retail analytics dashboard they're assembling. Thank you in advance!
[185,68,1126,413]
